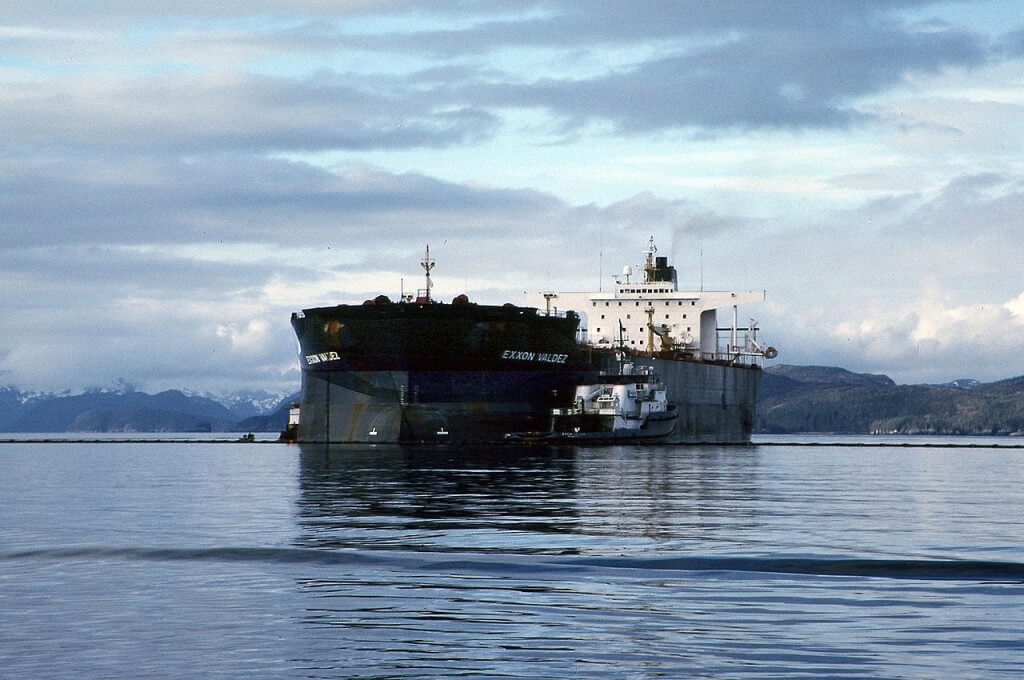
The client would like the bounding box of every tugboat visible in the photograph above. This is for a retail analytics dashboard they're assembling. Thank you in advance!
[507,355,678,443]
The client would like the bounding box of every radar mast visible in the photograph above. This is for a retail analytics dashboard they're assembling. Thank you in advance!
[644,236,657,283]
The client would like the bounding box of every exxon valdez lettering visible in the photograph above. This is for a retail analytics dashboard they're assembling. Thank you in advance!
[501,350,568,364]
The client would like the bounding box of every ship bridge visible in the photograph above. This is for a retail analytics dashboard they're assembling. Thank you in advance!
[532,238,771,363]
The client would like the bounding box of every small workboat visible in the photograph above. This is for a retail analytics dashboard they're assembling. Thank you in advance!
[507,359,678,443]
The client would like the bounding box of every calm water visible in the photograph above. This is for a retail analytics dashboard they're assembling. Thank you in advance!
[2,438,1023,678]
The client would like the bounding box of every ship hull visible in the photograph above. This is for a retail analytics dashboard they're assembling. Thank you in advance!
[639,357,759,444]
[292,302,760,444]
[298,368,592,444]
[296,355,760,445]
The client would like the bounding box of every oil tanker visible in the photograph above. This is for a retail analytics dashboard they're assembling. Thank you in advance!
[290,240,774,444]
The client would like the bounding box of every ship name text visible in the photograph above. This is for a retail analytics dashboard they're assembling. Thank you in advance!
[501,349,568,364]
[305,351,340,365]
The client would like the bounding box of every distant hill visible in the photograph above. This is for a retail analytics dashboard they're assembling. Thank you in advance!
[757,365,1024,435]
[236,392,300,433]
[207,390,292,419]
[0,387,295,433]
[0,386,30,426]
[764,364,895,388]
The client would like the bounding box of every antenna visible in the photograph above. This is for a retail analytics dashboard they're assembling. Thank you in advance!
[420,244,435,302]
[700,248,704,292]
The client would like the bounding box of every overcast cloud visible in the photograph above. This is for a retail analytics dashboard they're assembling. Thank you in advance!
[1,1,1023,393]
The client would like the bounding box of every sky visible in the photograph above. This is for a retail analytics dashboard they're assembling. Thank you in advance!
[2,1,1024,394]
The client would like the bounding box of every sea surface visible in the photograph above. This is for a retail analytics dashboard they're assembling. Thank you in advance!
[2,436,1023,678]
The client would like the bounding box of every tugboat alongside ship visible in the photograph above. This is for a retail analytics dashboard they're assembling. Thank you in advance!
[506,358,679,443]
[289,239,775,444]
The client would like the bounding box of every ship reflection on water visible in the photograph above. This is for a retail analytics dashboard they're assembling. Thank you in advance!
[294,443,765,554]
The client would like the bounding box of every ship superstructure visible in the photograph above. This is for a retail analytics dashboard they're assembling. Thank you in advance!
[533,237,773,363]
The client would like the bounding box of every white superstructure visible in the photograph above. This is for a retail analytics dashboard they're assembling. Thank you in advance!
[533,238,774,363]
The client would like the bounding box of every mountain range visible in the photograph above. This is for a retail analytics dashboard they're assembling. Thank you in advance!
[758,365,1024,435]
[0,387,298,434]
[2,364,1023,435]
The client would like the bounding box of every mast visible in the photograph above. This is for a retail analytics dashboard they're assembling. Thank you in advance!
[644,235,657,283]
[420,244,435,302]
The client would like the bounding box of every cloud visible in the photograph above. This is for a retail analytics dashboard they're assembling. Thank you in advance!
[462,21,986,132]
[0,1,437,25]
[995,27,1024,56]
[1,1,1005,144]
[0,71,497,154]
[745,169,1024,382]
[819,292,1024,384]
[0,153,562,249]
[328,1,992,132]
[216,319,271,354]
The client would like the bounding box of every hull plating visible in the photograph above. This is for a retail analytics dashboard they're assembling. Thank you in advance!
[297,358,759,444]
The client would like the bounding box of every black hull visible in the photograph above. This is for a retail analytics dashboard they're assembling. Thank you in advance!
[297,367,593,444]
[296,359,759,444]
[292,302,760,444]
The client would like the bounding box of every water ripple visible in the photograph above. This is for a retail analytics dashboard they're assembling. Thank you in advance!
[6,546,1024,582]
